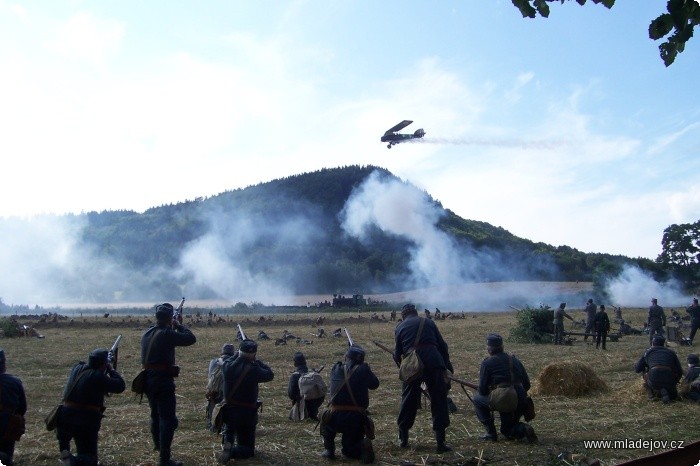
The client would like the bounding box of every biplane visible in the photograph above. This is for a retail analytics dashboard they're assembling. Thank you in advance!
[380,120,425,148]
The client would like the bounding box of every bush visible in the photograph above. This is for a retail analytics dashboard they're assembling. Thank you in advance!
[0,318,18,338]
[509,305,553,344]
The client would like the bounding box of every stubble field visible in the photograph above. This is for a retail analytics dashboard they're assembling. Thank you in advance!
[4,307,699,466]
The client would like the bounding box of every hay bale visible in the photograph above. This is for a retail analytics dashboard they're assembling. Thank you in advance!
[533,361,608,396]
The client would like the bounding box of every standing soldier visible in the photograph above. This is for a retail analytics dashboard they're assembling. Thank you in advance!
[320,345,379,463]
[593,305,611,350]
[472,334,537,443]
[56,348,125,466]
[686,298,700,345]
[0,349,26,466]
[217,338,274,463]
[393,303,454,452]
[206,344,235,432]
[141,303,197,466]
[553,303,574,345]
[647,298,667,346]
[583,298,596,342]
[635,335,683,403]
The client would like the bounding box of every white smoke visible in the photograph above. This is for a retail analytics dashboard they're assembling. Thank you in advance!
[606,265,690,308]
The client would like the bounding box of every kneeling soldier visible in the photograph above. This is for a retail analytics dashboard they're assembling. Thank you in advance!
[321,345,379,463]
[56,348,126,466]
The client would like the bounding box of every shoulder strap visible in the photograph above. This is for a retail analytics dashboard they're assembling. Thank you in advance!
[412,318,426,349]
[327,364,359,405]
[344,365,359,407]
[508,355,516,384]
[225,363,252,402]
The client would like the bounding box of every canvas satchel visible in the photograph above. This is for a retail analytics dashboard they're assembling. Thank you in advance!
[488,355,518,413]
[399,318,426,384]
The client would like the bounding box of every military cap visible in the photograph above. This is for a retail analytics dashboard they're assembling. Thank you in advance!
[293,351,306,366]
[155,302,174,320]
[221,344,235,356]
[88,348,109,367]
[239,339,258,354]
[587,298,593,304]
[688,354,699,365]
[652,335,665,346]
[401,303,417,316]
[651,298,658,304]
[346,345,365,362]
[486,333,503,347]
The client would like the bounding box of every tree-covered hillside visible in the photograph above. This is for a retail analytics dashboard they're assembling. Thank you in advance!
[1,165,657,303]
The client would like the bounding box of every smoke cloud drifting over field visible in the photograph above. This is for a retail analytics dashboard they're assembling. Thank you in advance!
[605,265,690,308]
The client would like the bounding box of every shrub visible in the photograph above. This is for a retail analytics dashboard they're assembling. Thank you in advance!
[509,305,553,343]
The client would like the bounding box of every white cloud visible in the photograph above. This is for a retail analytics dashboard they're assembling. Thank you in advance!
[45,12,124,64]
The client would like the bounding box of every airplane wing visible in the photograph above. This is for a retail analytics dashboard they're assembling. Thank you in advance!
[384,120,413,135]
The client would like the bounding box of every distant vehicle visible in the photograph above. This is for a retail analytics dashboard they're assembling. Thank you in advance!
[380,120,425,148]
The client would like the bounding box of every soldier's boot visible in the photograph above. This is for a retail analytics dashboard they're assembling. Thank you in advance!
[361,437,375,464]
[479,420,498,442]
[61,450,75,466]
[398,427,409,448]
[660,388,671,404]
[645,386,655,400]
[321,437,336,460]
[216,441,233,464]
[435,430,452,453]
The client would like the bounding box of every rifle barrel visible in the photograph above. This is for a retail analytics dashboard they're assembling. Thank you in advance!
[343,327,354,346]
[237,323,247,341]
[446,374,479,390]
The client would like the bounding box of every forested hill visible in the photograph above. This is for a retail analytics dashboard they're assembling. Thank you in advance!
[4,165,653,303]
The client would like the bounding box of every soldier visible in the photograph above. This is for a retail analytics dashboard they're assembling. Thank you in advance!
[583,298,596,341]
[217,338,274,463]
[0,349,26,466]
[141,303,197,466]
[320,345,379,463]
[288,352,325,421]
[56,348,125,466]
[553,303,574,345]
[686,298,700,345]
[472,334,537,443]
[206,344,235,431]
[635,335,683,403]
[390,309,397,321]
[593,305,611,350]
[682,354,700,402]
[647,298,666,346]
[393,303,454,452]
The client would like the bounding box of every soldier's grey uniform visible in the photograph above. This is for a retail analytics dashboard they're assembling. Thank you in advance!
[635,336,682,403]
[583,299,596,341]
[553,303,572,345]
[647,299,666,345]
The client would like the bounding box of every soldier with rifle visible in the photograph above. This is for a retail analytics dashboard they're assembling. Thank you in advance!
[320,330,378,464]
[393,303,454,452]
[287,351,326,421]
[473,333,537,443]
[682,354,700,402]
[140,302,196,466]
[56,337,125,466]
[217,325,274,463]
[0,349,26,466]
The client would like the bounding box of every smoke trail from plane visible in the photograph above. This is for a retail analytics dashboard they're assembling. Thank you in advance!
[412,136,565,150]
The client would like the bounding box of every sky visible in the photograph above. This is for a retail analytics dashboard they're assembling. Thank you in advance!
[1,1,698,261]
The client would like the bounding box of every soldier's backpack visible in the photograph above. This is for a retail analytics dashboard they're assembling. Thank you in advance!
[298,370,327,400]
[206,358,225,400]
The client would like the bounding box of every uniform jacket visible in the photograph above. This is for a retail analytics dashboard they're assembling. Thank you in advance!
[686,304,700,323]
[63,362,125,409]
[478,352,530,397]
[328,361,379,408]
[393,315,453,373]
[140,324,196,374]
[222,355,274,408]
[635,346,683,382]
[593,310,610,333]
[647,305,666,327]
[287,364,308,402]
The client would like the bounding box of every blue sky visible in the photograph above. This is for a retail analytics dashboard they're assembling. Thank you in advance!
[1,1,697,260]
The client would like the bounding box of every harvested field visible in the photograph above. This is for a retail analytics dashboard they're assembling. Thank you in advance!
[2,306,697,465]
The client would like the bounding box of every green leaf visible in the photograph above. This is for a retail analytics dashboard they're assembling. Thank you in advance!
[534,0,550,17]
[649,14,674,40]
[511,0,537,18]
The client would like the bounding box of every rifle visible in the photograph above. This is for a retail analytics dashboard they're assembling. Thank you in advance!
[108,334,122,370]
[343,327,354,347]
[173,297,185,327]
[509,305,522,312]
[446,374,478,391]
[237,323,247,341]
